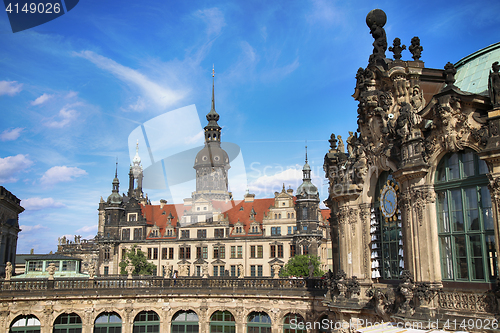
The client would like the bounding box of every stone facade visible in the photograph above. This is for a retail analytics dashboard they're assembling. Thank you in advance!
[323,9,500,327]
[0,277,329,333]
[0,186,23,278]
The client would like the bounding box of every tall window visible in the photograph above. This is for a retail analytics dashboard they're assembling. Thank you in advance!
[94,312,122,333]
[133,311,159,333]
[172,311,199,333]
[53,313,82,333]
[247,312,271,333]
[237,246,243,258]
[435,151,496,282]
[210,311,235,333]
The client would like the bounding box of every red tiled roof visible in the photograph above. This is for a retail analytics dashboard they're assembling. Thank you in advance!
[141,197,329,238]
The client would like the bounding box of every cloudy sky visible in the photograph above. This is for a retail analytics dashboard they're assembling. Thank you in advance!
[1,0,499,253]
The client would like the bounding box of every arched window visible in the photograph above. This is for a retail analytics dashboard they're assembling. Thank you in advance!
[10,315,40,333]
[210,311,235,333]
[247,312,271,333]
[316,315,330,333]
[172,311,199,333]
[94,312,122,333]
[283,313,306,333]
[435,150,497,282]
[302,207,307,220]
[370,172,403,280]
[53,313,82,333]
[133,311,159,333]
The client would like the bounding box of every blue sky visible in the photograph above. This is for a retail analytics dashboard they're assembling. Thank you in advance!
[1,0,499,253]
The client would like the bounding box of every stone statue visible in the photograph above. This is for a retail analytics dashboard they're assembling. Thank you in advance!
[88,263,95,279]
[409,36,423,60]
[272,264,281,279]
[337,135,345,153]
[389,38,406,60]
[489,61,500,108]
[62,236,67,245]
[202,263,209,278]
[410,85,425,112]
[346,132,355,156]
[443,62,457,86]
[366,9,387,63]
[47,263,57,280]
[179,264,189,277]
[237,263,244,278]
[125,262,135,279]
[165,264,172,278]
[5,262,12,280]
[308,260,314,278]
[328,133,337,152]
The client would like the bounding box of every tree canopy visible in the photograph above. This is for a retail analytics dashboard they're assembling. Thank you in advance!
[280,255,324,277]
[119,245,157,276]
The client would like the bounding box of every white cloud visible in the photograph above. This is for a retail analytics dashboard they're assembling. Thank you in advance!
[0,154,33,183]
[194,8,226,36]
[127,96,147,112]
[19,224,47,233]
[76,225,97,233]
[74,50,187,109]
[22,197,65,211]
[31,93,53,105]
[0,127,24,141]
[44,105,79,128]
[65,91,78,99]
[40,166,87,186]
[248,165,304,197]
[0,81,23,96]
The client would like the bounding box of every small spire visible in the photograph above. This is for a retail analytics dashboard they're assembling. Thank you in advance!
[305,145,308,163]
[211,65,216,111]
[115,158,118,178]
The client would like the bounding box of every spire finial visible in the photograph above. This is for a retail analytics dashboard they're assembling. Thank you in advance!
[305,144,308,163]
[115,158,118,178]
[211,65,215,111]
[136,140,139,153]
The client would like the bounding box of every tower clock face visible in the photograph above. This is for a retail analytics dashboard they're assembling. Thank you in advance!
[380,182,398,219]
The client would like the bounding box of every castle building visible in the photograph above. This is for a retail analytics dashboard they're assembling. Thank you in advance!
[60,72,332,278]
[323,8,499,325]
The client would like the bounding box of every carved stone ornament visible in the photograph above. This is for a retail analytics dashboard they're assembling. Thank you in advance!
[389,38,406,60]
[397,270,415,315]
[408,36,423,61]
[366,9,387,64]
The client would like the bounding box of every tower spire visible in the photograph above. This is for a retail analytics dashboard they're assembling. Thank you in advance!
[115,158,118,178]
[211,64,215,111]
[205,65,221,144]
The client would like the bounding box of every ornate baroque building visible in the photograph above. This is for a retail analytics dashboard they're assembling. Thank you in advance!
[323,9,500,326]
[58,72,331,279]
[0,186,23,278]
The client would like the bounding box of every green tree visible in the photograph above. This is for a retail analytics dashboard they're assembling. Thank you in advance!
[119,245,157,276]
[280,255,324,277]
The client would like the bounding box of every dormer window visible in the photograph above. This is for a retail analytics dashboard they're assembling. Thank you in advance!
[128,213,137,222]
